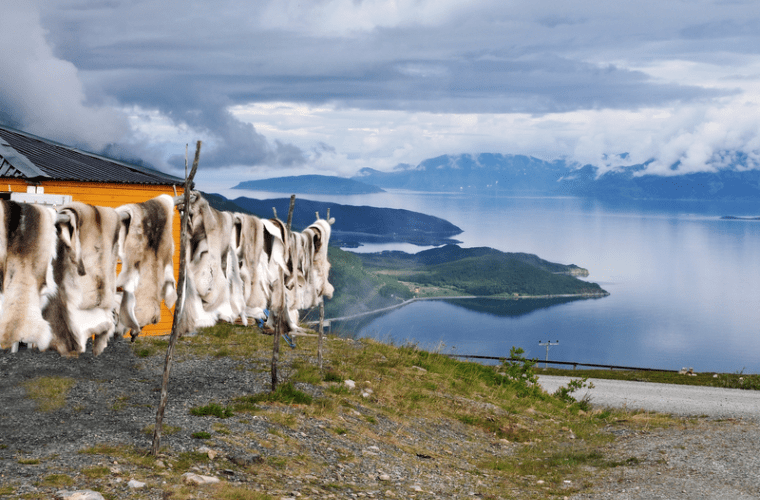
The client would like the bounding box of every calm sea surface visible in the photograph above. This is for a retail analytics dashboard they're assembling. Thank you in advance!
[220,187,760,374]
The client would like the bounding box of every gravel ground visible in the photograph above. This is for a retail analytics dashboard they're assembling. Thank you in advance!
[1,335,523,499]
[2,339,759,499]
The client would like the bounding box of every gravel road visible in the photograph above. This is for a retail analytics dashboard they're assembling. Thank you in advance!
[538,375,760,421]
[539,375,760,500]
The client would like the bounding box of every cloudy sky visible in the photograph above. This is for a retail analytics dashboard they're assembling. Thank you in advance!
[2,0,759,189]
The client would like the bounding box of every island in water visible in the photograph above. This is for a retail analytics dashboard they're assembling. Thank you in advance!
[232,175,384,195]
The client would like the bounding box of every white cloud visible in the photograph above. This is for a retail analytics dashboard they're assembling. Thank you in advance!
[0,2,127,150]
[258,0,469,36]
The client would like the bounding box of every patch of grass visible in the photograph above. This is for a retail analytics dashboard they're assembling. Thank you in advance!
[211,485,273,499]
[267,456,287,469]
[133,338,168,358]
[78,443,158,469]
[40,474,75,488]
[191,431,212,439]
[81,466,110,479]
[267,412,297,429]
[333,427,347,435]
[0,486,14,495]
[234,382,312,407]
[326,385,351,396]
[323,368,343,383]
[175,451,211,471]
[291,359,322,385]
[21,376,76,412]
[17,457,40,465]
[213,423,232,435]
[190,402,235,419]
[143,424,181,436]
[111,394,130,411]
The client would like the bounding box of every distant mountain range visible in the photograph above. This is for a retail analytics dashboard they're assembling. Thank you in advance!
[350,154,760,201]
[233,175,384,195]
[203,193,462,247]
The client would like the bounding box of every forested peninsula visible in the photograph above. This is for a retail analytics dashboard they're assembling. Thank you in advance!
[321,245,608,320]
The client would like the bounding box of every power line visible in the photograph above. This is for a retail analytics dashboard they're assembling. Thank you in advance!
[538,340,559,368]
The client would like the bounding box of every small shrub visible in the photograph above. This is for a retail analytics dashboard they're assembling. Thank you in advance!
[334,427,347,435]
[501,347,540,396]
[191,431,212,439]
[323,369,343,383]
[190,403,234,419]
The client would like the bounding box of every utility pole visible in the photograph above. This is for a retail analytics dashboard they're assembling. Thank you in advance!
[538,340,559,369]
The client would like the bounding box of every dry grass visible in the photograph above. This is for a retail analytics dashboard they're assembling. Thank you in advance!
[115,324,687,498]
[21,376,76,412]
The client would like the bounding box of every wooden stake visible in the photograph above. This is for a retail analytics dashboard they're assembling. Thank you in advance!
[318,298,324,371]
[151,140,201,456]
[272,194,296,392]
[318,207,330,371]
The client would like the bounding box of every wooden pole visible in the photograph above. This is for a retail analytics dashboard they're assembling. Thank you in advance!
[318,207,330,371]
[318,298,324,371]
[151,141,201,456]
[272,194,296,392]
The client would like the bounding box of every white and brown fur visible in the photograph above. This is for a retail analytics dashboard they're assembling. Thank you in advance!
[43,203,121,356]
[260,217,298,331]
[233,212,269,322]
[263,216,334,334]
[176,194,246,335]
[0,200,57,351]
[115,194,177,340]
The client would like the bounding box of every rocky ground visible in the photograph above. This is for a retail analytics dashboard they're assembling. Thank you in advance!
[1,333,759,500]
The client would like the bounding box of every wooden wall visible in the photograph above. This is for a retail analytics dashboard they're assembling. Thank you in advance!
[3,179,183,337]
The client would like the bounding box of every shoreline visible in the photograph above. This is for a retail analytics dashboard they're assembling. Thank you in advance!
[313,291,610,324]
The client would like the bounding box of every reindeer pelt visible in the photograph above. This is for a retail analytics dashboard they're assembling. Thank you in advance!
[43,203,121,356]
[115,194,176,339]
[304,218,335,301]
[0,200,57,351]
[181,193,246,331]
[234,213,269,321]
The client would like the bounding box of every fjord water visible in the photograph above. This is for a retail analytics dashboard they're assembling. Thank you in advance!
[225,188,760,374]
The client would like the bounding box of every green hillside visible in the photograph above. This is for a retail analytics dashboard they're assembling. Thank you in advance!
[399,254,604,297]
[322,246,607,320]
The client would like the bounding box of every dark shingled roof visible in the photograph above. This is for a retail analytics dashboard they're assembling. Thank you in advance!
[0,125,184,185]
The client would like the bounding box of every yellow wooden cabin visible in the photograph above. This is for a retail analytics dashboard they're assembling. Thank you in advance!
[0,125,186,336]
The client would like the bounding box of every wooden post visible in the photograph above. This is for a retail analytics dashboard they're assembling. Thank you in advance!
[272,194,296,392]
[318,298,324,371]
[318,207,329,371]
[151,141,201,456]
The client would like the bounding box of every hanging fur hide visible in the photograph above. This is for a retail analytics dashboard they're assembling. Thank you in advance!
[176,193,246,335]
[0,200,57,351]
[115,194,177,340]
[43,203,121,356]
